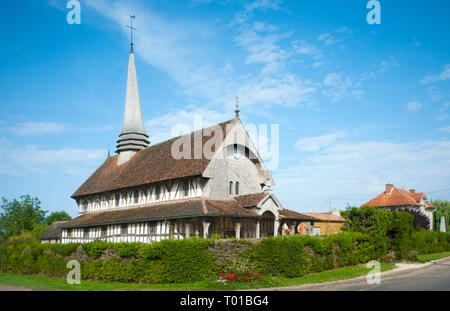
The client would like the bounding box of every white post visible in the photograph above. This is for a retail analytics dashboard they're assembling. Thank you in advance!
[274,219,280,237]
[290,223,296,235]
[185,221,191,238]
[255,219,260,239]
[234,222,241,240]
[202,221,211,239]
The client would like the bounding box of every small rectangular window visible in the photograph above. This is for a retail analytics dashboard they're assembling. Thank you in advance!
[149,222,157,234]
[115,194,120,207]
[121,224,128,235]
[134,190,139,204]
[101,226,107,237]
[183,181,189,197]
[235,181,239,195]
[155,185,161,200]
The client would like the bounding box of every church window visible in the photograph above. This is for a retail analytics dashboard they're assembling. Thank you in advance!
[149,222,157,234]
[183,181,189,197]
[82,200,88,211]
[101,226,107,237]
[155,185,161,200]
[229,181,233,195]
[235,181,239,195]
[121,224,128,235]
[134,190,139,204]
[115,194,120,207]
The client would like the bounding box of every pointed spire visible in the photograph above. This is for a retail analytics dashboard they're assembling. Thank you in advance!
[235,96,240,118]
[116,29,149,164]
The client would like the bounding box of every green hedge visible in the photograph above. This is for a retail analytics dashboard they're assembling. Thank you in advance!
[0,238,218,283]
[245,231,385,277]
[0,227,449,283]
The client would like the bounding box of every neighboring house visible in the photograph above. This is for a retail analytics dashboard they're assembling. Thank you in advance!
[361,184,436,230]
[38,221,68,244]
[40,44,317,244]
[303,209,345,235]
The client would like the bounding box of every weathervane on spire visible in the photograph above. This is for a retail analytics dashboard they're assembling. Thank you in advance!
[235,96,240,118]
[127,15,136,52]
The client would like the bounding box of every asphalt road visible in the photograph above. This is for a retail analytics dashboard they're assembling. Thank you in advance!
[269,258,450,291]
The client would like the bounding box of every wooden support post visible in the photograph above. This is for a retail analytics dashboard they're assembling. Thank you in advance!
[255,218,260,239]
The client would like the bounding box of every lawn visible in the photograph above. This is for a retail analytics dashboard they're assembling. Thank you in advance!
[0,262,395,291]
[416,251,450,263]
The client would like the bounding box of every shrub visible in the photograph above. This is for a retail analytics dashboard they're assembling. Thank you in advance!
[82,241,110,258]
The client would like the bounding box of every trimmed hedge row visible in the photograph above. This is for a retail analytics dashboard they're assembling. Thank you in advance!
[245,232,385,277]
[0,230,449,283]
[0,239,219,283]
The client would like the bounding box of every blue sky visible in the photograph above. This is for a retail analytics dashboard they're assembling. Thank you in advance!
[0,0,449,217]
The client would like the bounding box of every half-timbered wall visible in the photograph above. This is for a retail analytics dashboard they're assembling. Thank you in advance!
[77,177,204,215]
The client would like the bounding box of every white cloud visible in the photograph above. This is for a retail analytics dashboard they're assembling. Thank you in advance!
[7,122,69,136]
[275,138,450,211]
[294,40,322,58]
[0,139,106,176]
[438,126,450,133]
[237,74,317,108]
[295,131,345,152]
[245,0,283,11]
[83,0,230,102]
[406,101,422,112]
[421,64,450,84]
[322,73,359,103]
[5,122,115,136]
[145,107,229,144]
[317,33,340,46]
[234,26,291,64]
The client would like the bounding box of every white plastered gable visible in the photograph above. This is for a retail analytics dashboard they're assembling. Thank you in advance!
[202,119,274,185]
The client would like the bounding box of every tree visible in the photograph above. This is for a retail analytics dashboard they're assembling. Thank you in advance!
[45,211,72,225]
[0,195,48,238]
[386,207,430,230]
[431,200,450,232]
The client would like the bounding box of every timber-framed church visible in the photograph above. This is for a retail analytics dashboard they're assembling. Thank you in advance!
[39,44,317,244]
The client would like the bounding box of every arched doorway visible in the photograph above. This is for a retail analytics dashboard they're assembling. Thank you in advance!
[260,211,275,237]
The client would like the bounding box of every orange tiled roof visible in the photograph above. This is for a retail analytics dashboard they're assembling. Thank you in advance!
[409,192,425,202]
[362,186,427,208]
[303,212,345,222]
[425,201,437,208]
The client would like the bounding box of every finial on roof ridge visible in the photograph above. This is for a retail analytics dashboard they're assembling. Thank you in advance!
[235,96,240,118]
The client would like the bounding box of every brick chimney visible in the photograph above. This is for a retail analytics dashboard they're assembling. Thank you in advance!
[409,189,415,194]
[385,184,394,195]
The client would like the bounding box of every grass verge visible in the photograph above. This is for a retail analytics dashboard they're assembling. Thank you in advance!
[0,263,395,291]
[416,251,450,263]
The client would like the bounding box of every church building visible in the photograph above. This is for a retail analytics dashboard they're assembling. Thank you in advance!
[40,43,317,244]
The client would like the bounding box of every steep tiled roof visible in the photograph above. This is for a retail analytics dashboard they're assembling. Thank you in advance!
[409,192,425,202]
[279,209,319,221]
[72,119,237,198]
[362,186,423,207]
[425,201,437,208]
[61,197,259,228]
[234,193,268,208]
[38,221,68,240]
[303,212,345,222]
